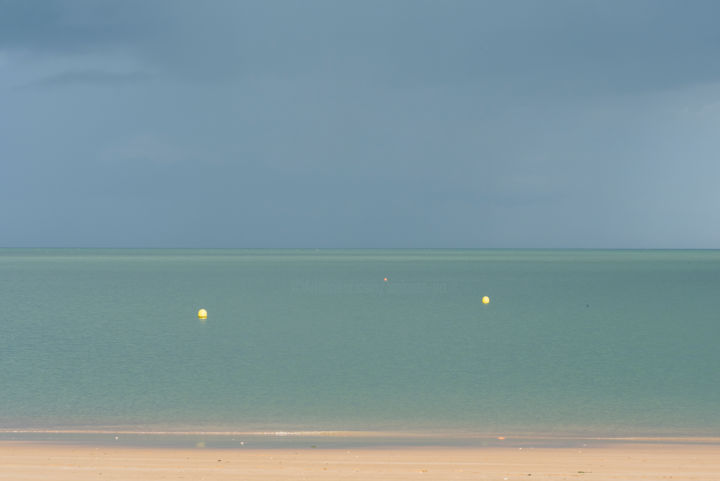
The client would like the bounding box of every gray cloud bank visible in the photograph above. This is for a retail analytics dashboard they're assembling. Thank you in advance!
[2,0,720,247]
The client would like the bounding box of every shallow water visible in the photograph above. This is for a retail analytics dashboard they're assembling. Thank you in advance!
[1,249,719,436]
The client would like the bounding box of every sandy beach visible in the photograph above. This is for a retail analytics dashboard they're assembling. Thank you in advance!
[2,441,719,480]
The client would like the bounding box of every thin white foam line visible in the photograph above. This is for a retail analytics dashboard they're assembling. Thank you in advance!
[2,429,719,443]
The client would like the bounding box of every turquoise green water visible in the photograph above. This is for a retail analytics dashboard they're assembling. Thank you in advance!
[1,249,719,436]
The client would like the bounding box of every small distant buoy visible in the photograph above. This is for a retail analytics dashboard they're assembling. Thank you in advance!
[383,277,388,282]
[482,296,490,304]
[198,308,208,319]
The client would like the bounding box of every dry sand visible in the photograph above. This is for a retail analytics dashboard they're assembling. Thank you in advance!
[2,441,720,480]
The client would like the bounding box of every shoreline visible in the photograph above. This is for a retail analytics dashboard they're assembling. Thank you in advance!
[2,428,720,450]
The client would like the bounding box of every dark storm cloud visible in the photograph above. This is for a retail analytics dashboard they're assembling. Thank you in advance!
[5,1,720,91]
[2,0,720,247]
[19,70,151,88]
[0,0,147,53]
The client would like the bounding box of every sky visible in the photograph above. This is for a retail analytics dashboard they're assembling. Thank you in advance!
[2,0,720,248]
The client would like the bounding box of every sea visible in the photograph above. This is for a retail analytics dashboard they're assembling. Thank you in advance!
[1,249,719,446]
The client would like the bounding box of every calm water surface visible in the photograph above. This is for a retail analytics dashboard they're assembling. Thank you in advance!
[1,249,719,436]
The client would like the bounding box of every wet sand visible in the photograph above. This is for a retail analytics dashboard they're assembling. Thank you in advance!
[1,441,719,480]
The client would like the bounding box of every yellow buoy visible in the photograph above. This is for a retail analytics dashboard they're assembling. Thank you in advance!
[482,296,490,304]
[198,308,208,319]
